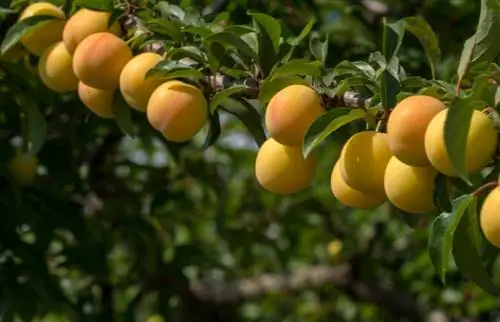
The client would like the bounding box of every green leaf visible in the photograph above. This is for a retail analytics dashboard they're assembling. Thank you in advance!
[289,19,316,46]
[205,31,258,61]
[73,0,113,11]
[107,9,124,29]
[224,25,255,36]
[453,204,500,296]
[433,173,452,213]
[146,60,205,80]
[382,18,406,61]
[204,40,226,73]
[380,57,401,110]
[0,15,60,55]
[167,46,206,64]
[210,85,250,111]
[112,92,135,138]
[303,108,366,158]
[444,96,480,182]
[146,19,183,42]
[403,17,441,79]
[457,37,475,89]
[21,98,47,157]
[271,60,322,80]
[183,25,213,37]
[249,13,281,78]
[200,109,221,150]
[428,195,474,283]
[258,76,310,105]
[155,2,185,21]
[332,60,376,80]
[221,98,267,147]
[309,31,328,65]
[330,76,379,98]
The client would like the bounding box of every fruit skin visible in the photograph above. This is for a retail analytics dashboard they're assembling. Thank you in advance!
[330,161,386,209]
[38,41,78,93]
[8,153,39,185]
[119,52,164,112]
[265,84,325,147]
[339,131,393,193]
[18,2,66,56]
[63,8,122,54]
[387,95,446,167]
[147,81,208,142]
[78,82,115,118]
[72,32,133,90]
[255,137,317,194]
[480,187,500,248]
[384,156,438,214]
[425,109,498,177]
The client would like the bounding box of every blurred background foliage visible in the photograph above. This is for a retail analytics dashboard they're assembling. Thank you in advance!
[1,0,500,321]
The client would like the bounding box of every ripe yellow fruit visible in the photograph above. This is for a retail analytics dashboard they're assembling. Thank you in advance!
[18,2,66,56]
[63,8,122,54]
[387,95,446,167]
[147,81,208,142]
[265,84,325,146]
[78,82,115,118]
[339,131,392,193]
[255,137,317,194]
[72,32,133,90]
[425,109,498,177]
[119,52,164,112]
[480,187,500,247]
[38,41,78,93]
[384,156,438,214]
[8,153,38,185]
[330,161,385,209]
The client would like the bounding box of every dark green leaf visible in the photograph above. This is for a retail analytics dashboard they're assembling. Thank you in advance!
[183,25,213,37]
[383,19,405,61]
[330,76,379,98]
[258,76,310,105]
[271,59,322,80]
[457,37,475,88]
[146,60,205,80]
[303,108,366,158]
[112,92,135,138]
[309,31,328,65]
[0,15,60,55]
[107,9,124,29]
[224,25,255,36]
[249,13,281,78]
[155,2,185,21]
[428,195,474,283]
[210,85,250,111]
[221,98,267,147]
[21,98,47,157]
[200,109,221,150]
[403,17,441,79]
[433,173,452,213]
[146,19,183,42]
[204,40,225,73]
[453,205,500,295]
[289,19,316,46]
[380,57,401,110]
[205,31,258,60]
[332,60,376,80]
[167,46,206,64]
[73,0,113,11]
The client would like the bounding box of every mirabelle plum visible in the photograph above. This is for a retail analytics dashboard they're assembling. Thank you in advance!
[8,152,39,185]
[387,95,446,166]
[146,81,208,142]
[72,32,132,90]
[425,109,498,177]
[384,156,438,214]
[265,84,325,146]
[38,41,78,93]
[18,2,66,56]
[78,82,115,118]
[480,187,500,248]
[119,52,164,112]
[338,131,393,193]
[330,161,386,209]
[255,137,317,194]
[63,8,122,54]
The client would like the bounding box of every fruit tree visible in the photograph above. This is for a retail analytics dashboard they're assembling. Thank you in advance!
[1,0,500,321]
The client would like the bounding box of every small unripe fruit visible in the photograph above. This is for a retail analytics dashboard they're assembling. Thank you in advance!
[147,81,208,142]
[18,2,65,56]
[78,82,115,118]
[265,84,325,146]
[384,156,438,214]
[480,187,500,248]
[425,109,498,177]
[330,161,385,209]
[255,137,317,194]
[63,8,122,54]
[119,52,164,112]
[72,32,133,90]
[387,95,446,166]
[38,41,78,93]
[8,153,38,185]
[339,131,392,193]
